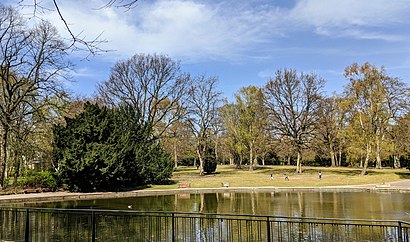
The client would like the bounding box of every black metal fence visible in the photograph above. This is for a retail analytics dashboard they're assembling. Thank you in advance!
[0,207,409,241]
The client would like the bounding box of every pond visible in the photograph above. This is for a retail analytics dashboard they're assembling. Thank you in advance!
[21,190,410,221]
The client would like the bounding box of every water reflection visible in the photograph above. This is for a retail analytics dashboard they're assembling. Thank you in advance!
[21,191,410,221]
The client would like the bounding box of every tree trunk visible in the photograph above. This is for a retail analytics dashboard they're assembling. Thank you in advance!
[296,149,302,173]
[196,142,204,176]
[13,158,20,187]
[238,155,243,169]
[330,148,336,167]
[393,155,400,169]
[361,143,371,176]
[248,143,254,171]
[214,140,218,162]
[375,132,382,169]
[338,149,342,166]
[287,156,291,166]
[329,139,336,167]
[173,141,178,169]
[0,127,9,189]
[262,156,265,166]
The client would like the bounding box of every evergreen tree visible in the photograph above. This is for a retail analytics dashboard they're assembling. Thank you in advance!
[53,102,173,192]
[202,144,217,174]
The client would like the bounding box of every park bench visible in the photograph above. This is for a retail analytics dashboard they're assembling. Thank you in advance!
[221,182,230,188]
[178,183,191,188]
[24,188,40,194]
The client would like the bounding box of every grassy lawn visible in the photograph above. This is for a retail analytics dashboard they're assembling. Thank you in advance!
[149,165,410,190]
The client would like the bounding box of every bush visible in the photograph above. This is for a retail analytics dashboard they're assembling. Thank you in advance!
[203,159,217,174]
[18,171,58,190]
[203,146,217,174]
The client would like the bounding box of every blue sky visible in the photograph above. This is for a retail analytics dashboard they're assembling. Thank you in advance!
[7,0,410,99]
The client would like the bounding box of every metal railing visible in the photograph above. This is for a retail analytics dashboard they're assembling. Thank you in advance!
[0,207,409,241]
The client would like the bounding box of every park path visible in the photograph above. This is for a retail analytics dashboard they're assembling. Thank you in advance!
[0,179,409,204]
[386,179,410,188]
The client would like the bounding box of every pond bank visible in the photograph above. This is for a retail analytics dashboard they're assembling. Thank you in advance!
[1,180,410,204]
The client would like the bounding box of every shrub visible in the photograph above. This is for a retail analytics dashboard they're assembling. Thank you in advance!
[18,171,58,190]
[203,146,217,174]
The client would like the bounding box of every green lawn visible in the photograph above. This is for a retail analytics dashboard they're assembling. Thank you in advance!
[148,165,410,190]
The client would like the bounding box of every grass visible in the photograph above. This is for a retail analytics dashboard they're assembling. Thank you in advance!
[148,165,409,190]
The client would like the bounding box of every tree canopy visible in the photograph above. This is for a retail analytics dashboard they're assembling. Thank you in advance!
[264,69,324,173]
[53,102,173,192]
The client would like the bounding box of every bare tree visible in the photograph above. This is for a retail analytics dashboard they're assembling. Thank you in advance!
[186,75,221,175]
[0,5,71,188]
[14,1,140,56]
[97,53,190,138]
[264,69,324,173]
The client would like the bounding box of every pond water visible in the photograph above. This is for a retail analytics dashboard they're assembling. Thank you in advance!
[24,191,410,221]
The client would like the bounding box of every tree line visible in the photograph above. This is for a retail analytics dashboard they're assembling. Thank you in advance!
[1,4,409,191]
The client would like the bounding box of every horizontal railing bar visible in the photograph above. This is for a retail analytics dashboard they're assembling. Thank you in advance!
[1,206,408,225]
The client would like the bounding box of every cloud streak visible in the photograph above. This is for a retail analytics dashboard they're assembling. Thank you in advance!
[11,0,410,63]
[289,0,410,41]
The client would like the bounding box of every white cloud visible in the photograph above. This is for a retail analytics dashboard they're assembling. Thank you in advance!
[289,0,410,40]
[16,0,282,62]
[8,0,410,63]
[258,69,274,79]
[127,0,283,62]
[290,0,410,27]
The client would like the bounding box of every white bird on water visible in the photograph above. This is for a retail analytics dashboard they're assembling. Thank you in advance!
[127,205,132,209]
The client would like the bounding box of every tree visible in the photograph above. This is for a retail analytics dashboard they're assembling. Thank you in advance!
[12,1,120,55]
[391,112,410,168]
[186,76,221,175]
[235,86,266,170]
[221,86,267,170]
[264,69,324,173]
[343,62,409,175]
[53,102,173,192]
[220,102,245,168]
[0,5,71,188]
[314,96,346,167]
[97,53,190,139]
[162,120,195,168]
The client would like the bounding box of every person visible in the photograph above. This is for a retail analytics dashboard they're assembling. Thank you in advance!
[270,174,273,180]
[319,171,322,180]
[284,174,289,181]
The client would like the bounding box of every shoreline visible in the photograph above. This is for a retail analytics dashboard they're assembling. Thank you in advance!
[1,181,410,205]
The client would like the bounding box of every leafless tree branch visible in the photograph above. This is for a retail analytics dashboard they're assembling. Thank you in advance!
[15,0,138,57]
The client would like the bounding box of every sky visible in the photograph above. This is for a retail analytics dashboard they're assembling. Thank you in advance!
[6,0,410,99]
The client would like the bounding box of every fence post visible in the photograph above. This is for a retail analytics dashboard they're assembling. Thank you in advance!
[92,211,96,242]
[398,221,403,242]
[266,217,271,242]
[171,213,175,242]
[24,209,30,242]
